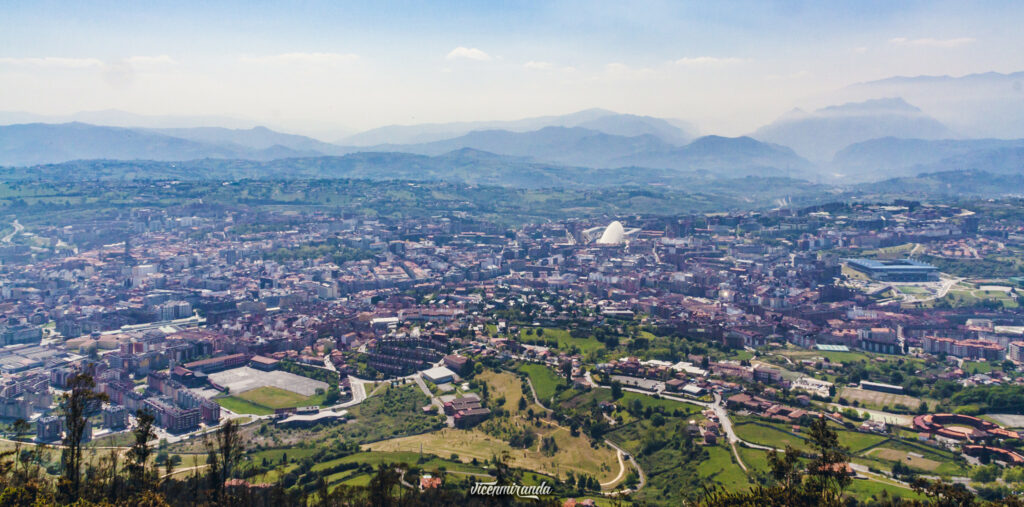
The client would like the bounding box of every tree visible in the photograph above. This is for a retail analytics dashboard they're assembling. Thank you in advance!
[767,445,803,502]
[58,371,108,503]
[126,410,157,495]
[1003,466,1024,483]
[204,418,243,502]
[610,381,623,400]
[804,416,851,505]
[969,464,1001,483]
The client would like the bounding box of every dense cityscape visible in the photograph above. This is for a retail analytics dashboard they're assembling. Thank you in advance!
[0,183,1023,505]
[7,1,1024,505]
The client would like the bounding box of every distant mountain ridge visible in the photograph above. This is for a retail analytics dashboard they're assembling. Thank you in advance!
[0,123,322,166]
[338,109,698,146]
[839,71,1024,138]
[832,137,1024,181]
[0,121,808,179]
[752,97,953,162]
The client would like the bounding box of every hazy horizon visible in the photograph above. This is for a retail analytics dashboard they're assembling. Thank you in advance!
[3,1,1024,139]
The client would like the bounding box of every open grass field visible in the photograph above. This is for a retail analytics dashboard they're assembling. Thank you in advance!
[838,431,889,453]
[698,445,752,491]
[238,385,314,408]
[963,360,994,374]
[941,283,1020,309]
[363,426,620,485]
[733,422,806,451]
[517,363,564,402]
[520,327,605,354]
[215,396,273,415]
[777,348,873,365]
[846,476,925,502]
[476,370,545,414]
[216,385,325,415]
[620,391,703,415]
[868,448,941,472]
[854,439,968,477]
[311,450,488,476]
[839,387,924,410]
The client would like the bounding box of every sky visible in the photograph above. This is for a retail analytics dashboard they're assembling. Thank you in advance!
[1,0,1022,139]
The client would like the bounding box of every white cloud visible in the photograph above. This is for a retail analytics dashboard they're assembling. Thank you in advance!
[673,56,747,66]
[239,52,359,65]
[889,37,975,48]
[446,47,491,61]
[125,55,177,65]
[0,56,103,68]
[524,60,553,70]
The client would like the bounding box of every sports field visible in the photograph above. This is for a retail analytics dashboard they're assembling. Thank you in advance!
[208,366,329,396]
[839,387,922,410]
[209,366,330,415]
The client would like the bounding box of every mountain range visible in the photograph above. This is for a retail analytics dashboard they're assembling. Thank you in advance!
[838,71,1024,139]
[4,78,1024,189]
[0,118,809,179]
[752,98,954,162]
[337,108,698,146]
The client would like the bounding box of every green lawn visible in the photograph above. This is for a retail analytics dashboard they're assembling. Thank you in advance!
[518,363,564,401]
[845,477,925,502]
[733,422,807,451]
[215,396,274,415]
[618,391,703,415]
[780,349,873,365]
[238,386,312,408]
[962,360,993,374]
[249,447,320,463]
[217,386,326,415]
[312,450,490,476]
[520,327,604,354]
[838,431,889,453]
[699,445,753,491]
[736,446,773,474]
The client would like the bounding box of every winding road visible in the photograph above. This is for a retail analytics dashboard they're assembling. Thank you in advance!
[2,219,22,243]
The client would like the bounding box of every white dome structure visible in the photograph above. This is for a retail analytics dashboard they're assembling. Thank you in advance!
[596,221,626,244]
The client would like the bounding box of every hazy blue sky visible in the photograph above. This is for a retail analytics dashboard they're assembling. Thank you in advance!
[1,1,1021,137]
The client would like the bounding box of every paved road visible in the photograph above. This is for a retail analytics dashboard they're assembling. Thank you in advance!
[412,373,451,427]
[2,220,22,243]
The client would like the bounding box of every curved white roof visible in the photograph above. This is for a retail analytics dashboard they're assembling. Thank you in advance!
[597,221,626,244]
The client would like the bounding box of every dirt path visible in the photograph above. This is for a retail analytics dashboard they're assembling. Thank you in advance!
[600,447,627,487]
[730,442,748,473]
[603,439,645,492]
